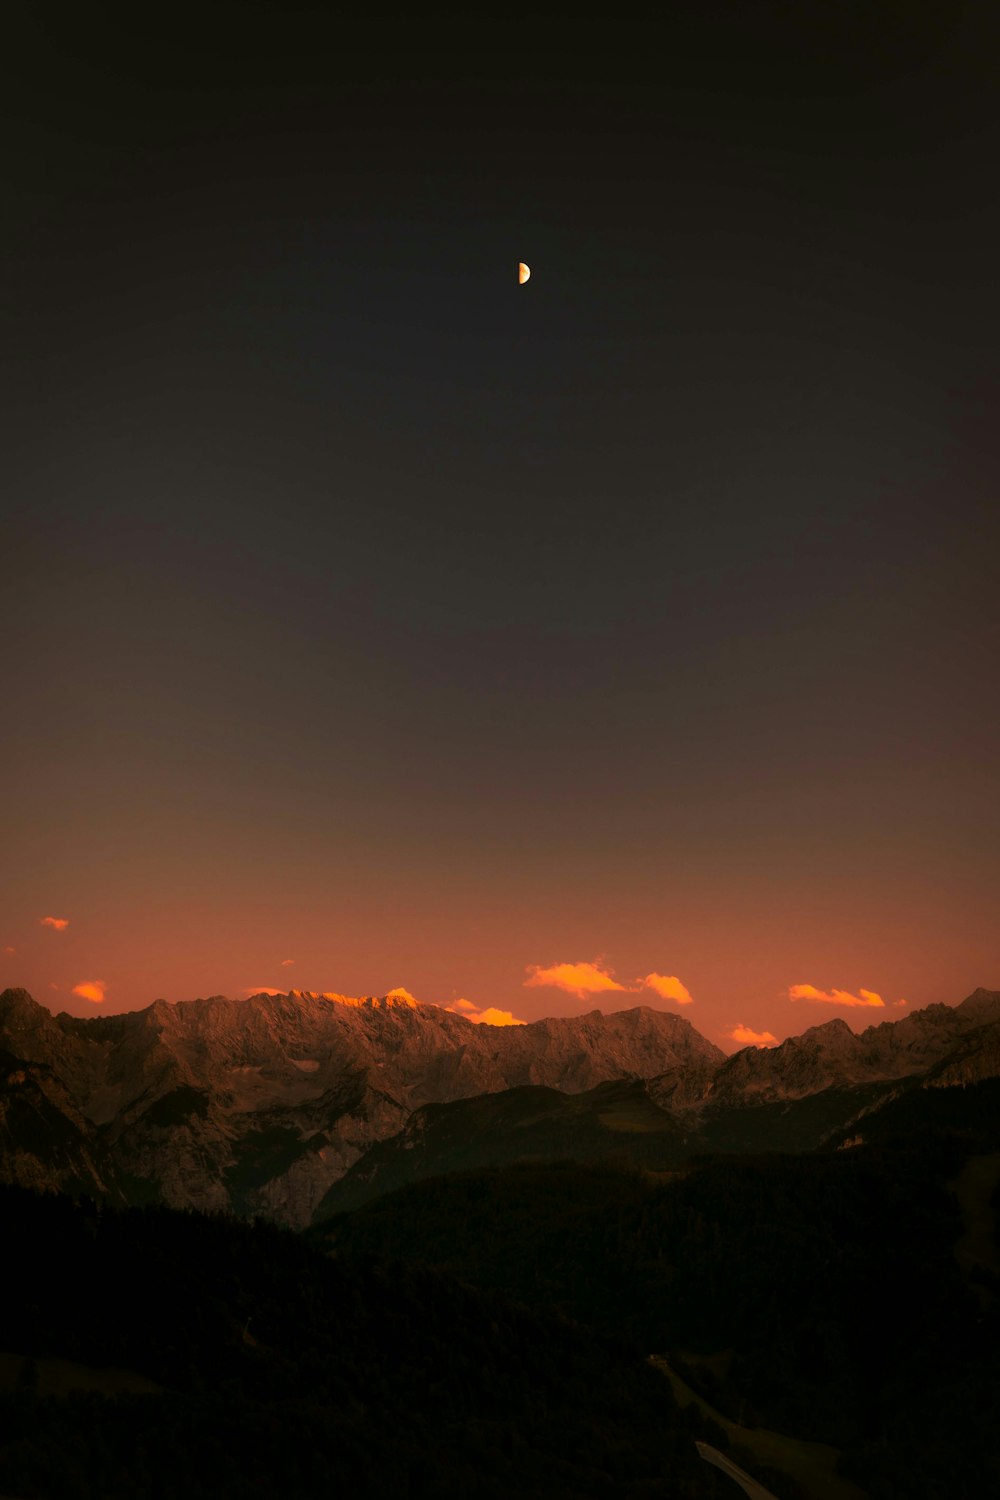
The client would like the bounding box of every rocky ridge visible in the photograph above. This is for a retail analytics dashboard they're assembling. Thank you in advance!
[1,986,997,1227]
[0,987,722,1226]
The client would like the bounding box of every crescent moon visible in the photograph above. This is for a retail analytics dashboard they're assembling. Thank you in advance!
[518,262,530,284]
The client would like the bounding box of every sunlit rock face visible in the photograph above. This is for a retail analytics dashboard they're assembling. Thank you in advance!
[0,988,724,1227]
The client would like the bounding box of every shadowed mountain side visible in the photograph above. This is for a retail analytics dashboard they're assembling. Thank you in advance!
[314,1077,692,1215]
[0,1048,121,1203]
[314,1012,1000,1218]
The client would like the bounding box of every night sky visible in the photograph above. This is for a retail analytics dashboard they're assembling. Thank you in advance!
[4,2,999,1045]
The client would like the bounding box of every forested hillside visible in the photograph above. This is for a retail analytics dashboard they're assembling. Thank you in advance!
[317,1095,1000,1499]
[0,1185,726,1500]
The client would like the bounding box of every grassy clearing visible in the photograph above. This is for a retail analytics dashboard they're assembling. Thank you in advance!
[0,1351,162,1398]
[596,1104,669,1133]
[650,1355,867,1500]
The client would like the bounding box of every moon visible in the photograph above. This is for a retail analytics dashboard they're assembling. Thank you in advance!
[518,262,530,284]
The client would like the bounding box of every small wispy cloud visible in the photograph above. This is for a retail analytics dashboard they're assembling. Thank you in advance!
[894,998,907,1007]
[41,916,69,931]
[72,980,106,1004]
[729,1024,777,1047]
[243,986,286,997]
[280,958,295,967]
[3,946,15,956]
[788,983,885,1008]
[642,973,693,1005]
[447,999,525,1027]
[524,960,628,999]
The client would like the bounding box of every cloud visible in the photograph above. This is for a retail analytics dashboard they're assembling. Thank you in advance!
[281,958,295,967]
[72,980,106,1004]
[524,960,629,1000]
[894,998,907,1007]
[386,986,418,1004]
[476,1007,525,1027]
[40,916,69,931]
[642,973,693,1005]
[729,1024,778,1047]
[243,986,287,997]
[788,984,885,1008]
[447,999,524,1026]
[3,946,15,956]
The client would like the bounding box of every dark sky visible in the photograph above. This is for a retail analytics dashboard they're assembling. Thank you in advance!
[4,2,999,1042]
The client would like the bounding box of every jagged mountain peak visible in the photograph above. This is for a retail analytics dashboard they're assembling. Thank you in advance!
[797,1017,857,1045]
[955,987,1000,1021]
[0,987,48,1028]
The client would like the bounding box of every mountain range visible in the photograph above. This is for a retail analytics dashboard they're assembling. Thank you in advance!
[1,984,998,1227]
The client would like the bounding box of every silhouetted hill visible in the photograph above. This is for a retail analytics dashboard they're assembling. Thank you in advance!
[314,1075,691,1214]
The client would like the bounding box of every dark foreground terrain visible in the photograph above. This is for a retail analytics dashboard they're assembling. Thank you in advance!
[313,1081,1000,1500]
[0,1183,728,1500]
[3,1079,999,1498]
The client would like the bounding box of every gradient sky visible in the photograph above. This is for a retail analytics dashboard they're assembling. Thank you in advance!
[4,3,998,1047]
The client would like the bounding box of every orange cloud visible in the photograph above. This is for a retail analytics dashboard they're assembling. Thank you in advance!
[642,973,693,1005]
[281,958,295,967]
[524,960,628,999]
[72,980,106,1004]
[729,1024,778,1047]
[243,986,287,996]
[477,1007,524,1027]
[447,1000,524,1026]
[3,946,15,956]
[386,986,418,1004]
[894,998,907,1007]
[788,984,885,1008]
[41,916,69,931]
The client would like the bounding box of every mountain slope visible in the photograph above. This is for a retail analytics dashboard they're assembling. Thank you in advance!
[1,986,997,1227]
[316,995,1000,1213]
[0,988,721,1225]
